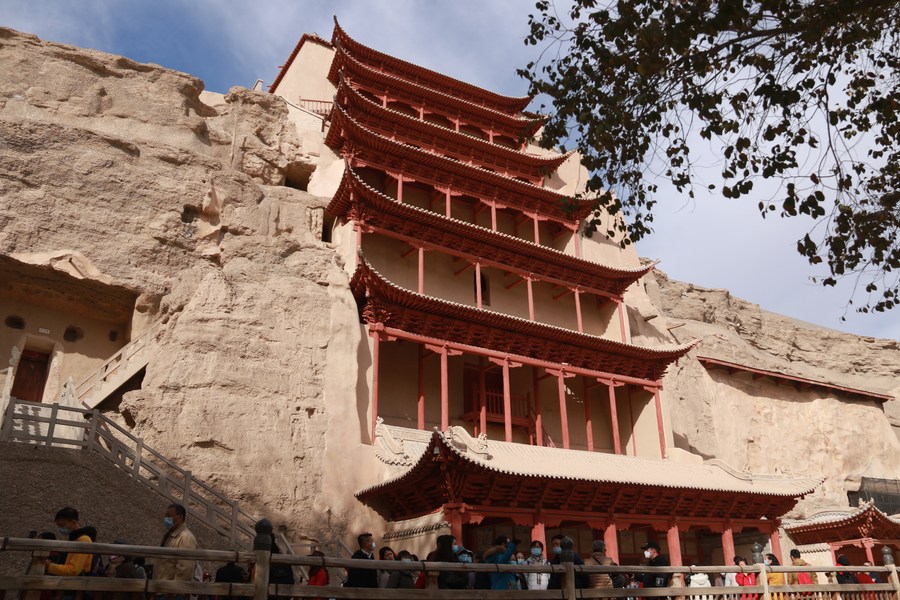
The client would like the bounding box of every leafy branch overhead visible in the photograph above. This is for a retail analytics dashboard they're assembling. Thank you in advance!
[519,0,900,313]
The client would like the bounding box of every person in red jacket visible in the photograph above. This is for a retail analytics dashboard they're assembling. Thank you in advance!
[733,556,757,600]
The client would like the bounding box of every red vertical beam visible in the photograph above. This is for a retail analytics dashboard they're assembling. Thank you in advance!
[667,523,683,567]
[769,528,783,564]
[574,289,583,333]
[604,523,620,564]
[502,359,512,442]
[417,246,425,294]
[370,330,381,442]
[527,277,535,321]
[627,386,638,456]
[531,521,546,550]
[397,176,403,203]
[490,202,497,231]
[574,225,582,258]
[417,348,426,430]
[533,367,543,446]
[653,386,666,458]
[475,262,483,309]
[583,377,593,451]
[722,526,735,565]
[864,540,875,564]
[445,188,451,218]
[617,300,628,342]
[440,346,449,431]
[444,506,463,542]
[607,381,622,454]
[533,217,541,245]
[557,372,570,449]
[479,358,487,435]
[488,129,495,143]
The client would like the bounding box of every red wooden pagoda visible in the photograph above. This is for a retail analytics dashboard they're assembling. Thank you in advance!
[271,18,823,564]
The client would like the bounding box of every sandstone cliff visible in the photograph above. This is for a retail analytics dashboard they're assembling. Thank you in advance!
[0,27,380,545]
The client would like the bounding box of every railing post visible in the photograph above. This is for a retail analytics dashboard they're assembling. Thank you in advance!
[561,535,577,600]
[86,410,99,451]
[886,563,900,600]
[758,563,770,600]
[132,437,143,477]
[45,404,59,445]
[252,519,273,600]
[231,502,239,546]
[183,470,192,507]
[0,398,17,441]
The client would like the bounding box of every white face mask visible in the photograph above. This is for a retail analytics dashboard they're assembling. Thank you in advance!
[644,550,652,559]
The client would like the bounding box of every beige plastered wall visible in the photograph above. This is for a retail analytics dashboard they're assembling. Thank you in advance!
[271,42,336,106]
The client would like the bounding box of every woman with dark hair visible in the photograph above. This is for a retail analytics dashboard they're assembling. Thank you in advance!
[734,556,757,600]
[427,535,466,589]
[386,550,416,588]
[765,554,785,600]
[376,546,395,588]
[305,550,328,600]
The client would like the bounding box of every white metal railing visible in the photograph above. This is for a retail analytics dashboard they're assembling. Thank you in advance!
[0,399,257,549]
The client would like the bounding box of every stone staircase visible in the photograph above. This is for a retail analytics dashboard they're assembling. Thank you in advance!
[77,323,160,409]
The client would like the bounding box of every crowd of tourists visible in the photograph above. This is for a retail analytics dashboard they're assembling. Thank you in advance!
[37,507,886,595]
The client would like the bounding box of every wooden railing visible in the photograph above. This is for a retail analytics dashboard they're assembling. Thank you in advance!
[76,323,160,408]
[297,98,333,116]
[2,534,900,600]
[0,400,257,549]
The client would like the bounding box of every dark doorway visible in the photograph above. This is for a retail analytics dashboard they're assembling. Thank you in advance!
[10,349,50,403]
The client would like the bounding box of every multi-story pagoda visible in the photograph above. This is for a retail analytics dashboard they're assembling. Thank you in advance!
[270,19,821,563]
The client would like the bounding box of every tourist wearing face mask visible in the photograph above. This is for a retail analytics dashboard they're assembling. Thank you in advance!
[45,507,97,577]
[525,541,550,590]
[765,554,785,600]
[637,541,671,589]
[386,550,417,588]
[483,536,519,590]
[547,535,588,589]
[154,503,198,594]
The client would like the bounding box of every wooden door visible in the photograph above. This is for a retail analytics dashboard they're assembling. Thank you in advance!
[10,349,50,403]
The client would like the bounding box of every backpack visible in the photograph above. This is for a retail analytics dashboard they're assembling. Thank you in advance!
[83,554,106,577]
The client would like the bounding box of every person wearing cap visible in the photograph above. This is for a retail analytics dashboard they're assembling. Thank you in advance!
[637,540,671,588]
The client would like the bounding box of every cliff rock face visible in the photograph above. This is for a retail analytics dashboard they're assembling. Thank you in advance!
[639,270,900,516]
[0,28,380,543]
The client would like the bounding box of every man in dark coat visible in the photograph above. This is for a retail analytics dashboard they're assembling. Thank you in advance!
[638,541,671,588]
[344,532,378,588]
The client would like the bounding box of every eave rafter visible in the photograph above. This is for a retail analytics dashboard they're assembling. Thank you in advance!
[327,166,653,299]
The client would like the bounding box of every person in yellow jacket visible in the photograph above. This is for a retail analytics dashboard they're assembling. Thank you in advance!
[154,503,198,592]
[765,553,786,600]
[45,507,95,576]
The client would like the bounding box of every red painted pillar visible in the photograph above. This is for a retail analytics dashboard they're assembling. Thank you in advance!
[445,506,463,543]
[864,539,875,564]
[445,188,451,218]
[557,372,570,449]
[769,528,783,564]
[574,289,583,333]
[533,367,543,446]
[607,381,621,454]
[371,330,381,442]
[574,224,582,257]
[652,386,666,458]
[417,348,426,430]
[440,346,449,431]
[526,278,535,321]
[627,387,638,456]
[502,359,513,442]
[583,377,593,451]
[667,524,683,567]
[722,527,735,564]
[397,176,404,203]
[490,202,497,231]
[604,523,620,564]
[417,246,425,294]
[617,300,627,342]
[533,217,540,245]
[475,262,483,309]
[479,359,487,436]
[532,521,546,550]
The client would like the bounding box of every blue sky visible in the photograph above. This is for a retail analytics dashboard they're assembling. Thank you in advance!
[2,0,897,340]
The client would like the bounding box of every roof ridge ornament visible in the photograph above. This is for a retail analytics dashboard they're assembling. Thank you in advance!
[374,417,415,466]
[443,426,491,460]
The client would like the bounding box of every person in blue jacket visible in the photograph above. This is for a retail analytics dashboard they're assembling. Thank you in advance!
[483,536,519,590]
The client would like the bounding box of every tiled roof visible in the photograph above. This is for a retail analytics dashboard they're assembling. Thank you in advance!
[351,258,696,383]
[783,501,900,533]
[332,19,532,113]
[326,102,594,224]
[328,165,652,298]
[334,77,572,182]
[328,47,544,139]
[364,426,824,497]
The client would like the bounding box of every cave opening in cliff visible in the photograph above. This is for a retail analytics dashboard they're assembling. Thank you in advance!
[284,161,315,191]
